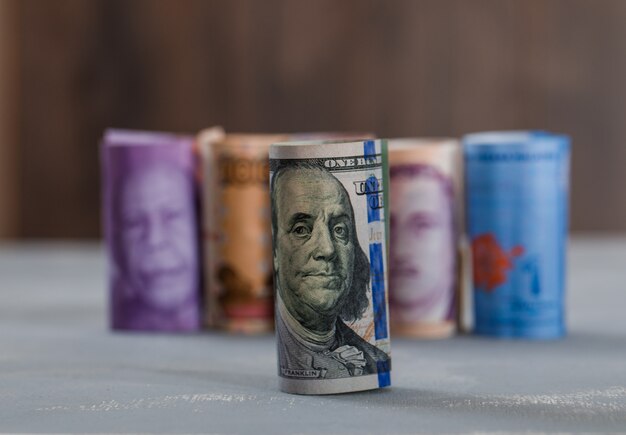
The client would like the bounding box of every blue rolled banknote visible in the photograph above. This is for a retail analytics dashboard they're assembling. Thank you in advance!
[464,131,570,339]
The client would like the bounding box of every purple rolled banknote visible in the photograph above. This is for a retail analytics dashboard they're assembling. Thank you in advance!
[388,139,462,338]
[101,129,201,332]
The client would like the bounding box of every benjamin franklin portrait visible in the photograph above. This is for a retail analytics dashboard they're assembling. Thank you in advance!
[271,162,389,379]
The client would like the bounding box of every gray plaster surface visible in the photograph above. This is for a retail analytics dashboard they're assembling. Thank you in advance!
[0,237,625,434]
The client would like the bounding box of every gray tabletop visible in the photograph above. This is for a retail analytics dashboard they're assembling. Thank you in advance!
[0,237,625,434]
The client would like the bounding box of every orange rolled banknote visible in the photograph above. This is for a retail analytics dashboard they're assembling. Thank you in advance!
[388,138,464,338]
[198,131,373,334]
[199,132,288,333]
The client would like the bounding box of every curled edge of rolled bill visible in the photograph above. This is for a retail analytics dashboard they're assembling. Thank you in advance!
[270,138,391,395]
[388,138,466,339]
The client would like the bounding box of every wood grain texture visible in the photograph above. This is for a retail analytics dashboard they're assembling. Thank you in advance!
[14,0,626,237]
[0,0,19,238]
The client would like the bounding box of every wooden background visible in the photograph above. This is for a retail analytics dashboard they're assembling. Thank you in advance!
[2,0,626,238]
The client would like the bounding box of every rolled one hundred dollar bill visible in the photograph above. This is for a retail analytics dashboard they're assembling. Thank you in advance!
[198,131,374,334]
[463,131,570,339]
[388,138,462,338]
[270,139,391,395]
[101,129,201,332]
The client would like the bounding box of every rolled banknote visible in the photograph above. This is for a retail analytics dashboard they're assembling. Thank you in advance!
[388,139,462,338]
[464,131,570,339]
[199,132,289,333]
[101,129,201,332]
[198,131,374,334]
[270,138,391,395]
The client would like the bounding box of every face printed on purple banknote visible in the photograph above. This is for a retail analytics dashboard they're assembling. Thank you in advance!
[103,131,200,332]
[389,164,455,323]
